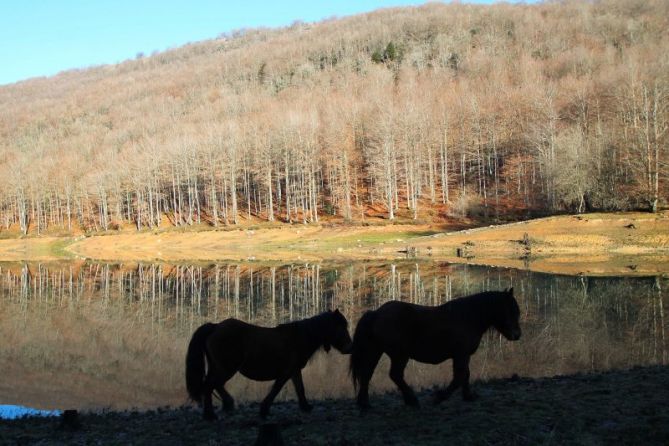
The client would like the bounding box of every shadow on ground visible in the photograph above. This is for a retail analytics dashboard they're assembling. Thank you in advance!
[3,365,668,445]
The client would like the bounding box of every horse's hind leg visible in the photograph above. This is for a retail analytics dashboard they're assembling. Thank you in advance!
[202,373,219,421]
[212,366,238,412]
[356,349,382,411]
[215,382,235,412]
[204,368,237,418]
[291,370,312,413]
[389,355,419,407]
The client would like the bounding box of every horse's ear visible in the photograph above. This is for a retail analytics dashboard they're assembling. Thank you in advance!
[508,287,514,295]
[334,308,341,315]
[323,342,331,353]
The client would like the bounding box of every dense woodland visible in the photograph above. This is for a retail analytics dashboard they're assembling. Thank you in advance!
[0,0,667,235]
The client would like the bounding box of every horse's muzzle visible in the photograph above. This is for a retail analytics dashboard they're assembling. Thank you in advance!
[510,328,521,341]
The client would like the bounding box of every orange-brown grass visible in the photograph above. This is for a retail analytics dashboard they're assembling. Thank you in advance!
[410,212,669,276]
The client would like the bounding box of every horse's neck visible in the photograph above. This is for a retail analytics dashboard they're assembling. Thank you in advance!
[293,317,326,356]
[475,295,502,332]
[439,294,498,332]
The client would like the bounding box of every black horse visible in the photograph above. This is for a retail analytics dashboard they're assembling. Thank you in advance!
[350,288,521,410]
[186,309,353,420]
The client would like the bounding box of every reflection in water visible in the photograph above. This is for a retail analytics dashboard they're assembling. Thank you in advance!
[0,261,666,413]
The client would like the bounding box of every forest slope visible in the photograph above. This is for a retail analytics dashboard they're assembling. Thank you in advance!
[0,0,667,237]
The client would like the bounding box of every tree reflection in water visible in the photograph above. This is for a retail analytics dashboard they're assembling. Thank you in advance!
[0,261,666,412]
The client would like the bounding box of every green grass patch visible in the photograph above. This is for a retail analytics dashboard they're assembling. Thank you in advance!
[44,238,77,259]
[318,230,439,249]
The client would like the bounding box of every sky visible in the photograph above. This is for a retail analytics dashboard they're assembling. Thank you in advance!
[0,0,501,86]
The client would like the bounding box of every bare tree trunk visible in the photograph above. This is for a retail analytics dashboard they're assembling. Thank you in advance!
[229,166,238,224]
[267,166,274,221]
[441,123,449,204]
[284,151,291,223]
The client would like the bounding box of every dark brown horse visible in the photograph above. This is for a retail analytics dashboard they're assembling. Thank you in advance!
[186,309,352,420]
[350,288,521,410]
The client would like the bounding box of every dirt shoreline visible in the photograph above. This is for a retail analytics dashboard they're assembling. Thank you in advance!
[0,212,668,276]
[2,365,668,445]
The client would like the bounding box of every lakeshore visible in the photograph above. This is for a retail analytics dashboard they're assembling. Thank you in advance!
[2,365,668,445]
[1,212,668,277]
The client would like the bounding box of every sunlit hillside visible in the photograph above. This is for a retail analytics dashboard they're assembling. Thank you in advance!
[0,0,667,235]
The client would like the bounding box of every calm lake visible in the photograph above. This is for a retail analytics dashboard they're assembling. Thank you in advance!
[0,261,666,414]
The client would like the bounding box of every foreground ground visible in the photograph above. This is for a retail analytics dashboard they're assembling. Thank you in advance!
[0,212,668,276]
[2,365,668,445]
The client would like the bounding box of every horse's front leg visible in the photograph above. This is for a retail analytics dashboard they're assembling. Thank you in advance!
[259,375,291,418]
[434,355,476,404]
[459,357,478,402]
[291,370,313,413]
[389,355,419,407]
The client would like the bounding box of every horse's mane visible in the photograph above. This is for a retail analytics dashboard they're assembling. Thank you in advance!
[440,290,512,321]
[278,311,331,330]
[446,290,510,306]
[276,312,335,359]
[277,311,334,343]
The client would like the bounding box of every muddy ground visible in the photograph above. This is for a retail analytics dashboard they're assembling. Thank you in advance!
[2,365,668,445]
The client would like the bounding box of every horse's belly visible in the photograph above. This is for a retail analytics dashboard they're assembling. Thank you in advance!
[239,369,277,381]
[239,362,283,381]
[411,350,451,365]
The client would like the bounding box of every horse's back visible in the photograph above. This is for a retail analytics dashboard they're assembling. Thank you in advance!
[374,300,443,325]
[369,300,480,363]
[375,300,428,317]
[209,318,287,347]
[371,301,441,343]
[205,319,247,359]
[204,318,296,380]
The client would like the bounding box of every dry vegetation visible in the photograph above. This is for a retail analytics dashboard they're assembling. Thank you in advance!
[413,211,669,275]
[0,0,667,237]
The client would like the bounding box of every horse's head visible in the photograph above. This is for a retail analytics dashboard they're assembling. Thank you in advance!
[492,288,522,341]
[323,309,353,354]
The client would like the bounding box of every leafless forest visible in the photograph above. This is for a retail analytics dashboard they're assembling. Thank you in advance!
[0,0,667,235]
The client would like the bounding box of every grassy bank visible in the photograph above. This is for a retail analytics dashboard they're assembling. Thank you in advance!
[0,212,668,276]
[3,365,668,445]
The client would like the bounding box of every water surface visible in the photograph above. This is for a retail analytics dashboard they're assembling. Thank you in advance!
[0,261,666,413]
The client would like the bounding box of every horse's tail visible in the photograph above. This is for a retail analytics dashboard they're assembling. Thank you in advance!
[185,322,217,402]
[350,310,379,391]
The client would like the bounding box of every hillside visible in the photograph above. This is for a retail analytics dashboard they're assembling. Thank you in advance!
[0,0,667,236]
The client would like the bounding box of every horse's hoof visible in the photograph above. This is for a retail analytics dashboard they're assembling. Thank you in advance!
[223,403,235,412]
[463,391,479,402]
[432,390,450,405]
[357,402,372,413]
[403,394,420,408]
[299,403,313,413]
[203,412,218,422]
